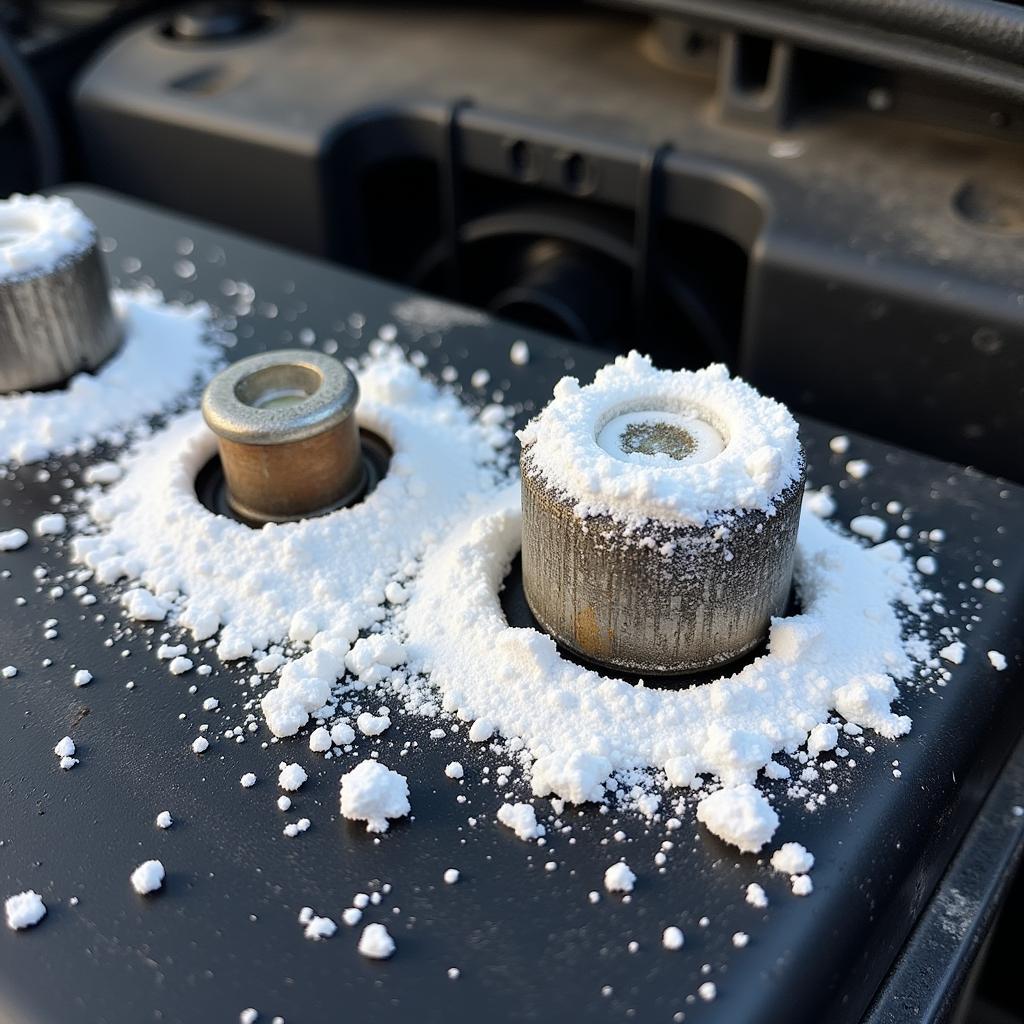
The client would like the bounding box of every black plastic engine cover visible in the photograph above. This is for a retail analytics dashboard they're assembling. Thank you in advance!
[72,5,1024,482]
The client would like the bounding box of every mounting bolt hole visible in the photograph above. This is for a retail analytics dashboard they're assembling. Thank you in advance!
[507,140,535,180]
[560,152,592,194]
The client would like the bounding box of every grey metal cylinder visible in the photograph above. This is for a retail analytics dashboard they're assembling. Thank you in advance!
[201,349,365,524]
[0,196,121,393]
[521,446,806,676]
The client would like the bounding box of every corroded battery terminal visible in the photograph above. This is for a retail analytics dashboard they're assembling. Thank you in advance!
[519,355,805,675]
[0,194,121,393]
[201,349,364,524]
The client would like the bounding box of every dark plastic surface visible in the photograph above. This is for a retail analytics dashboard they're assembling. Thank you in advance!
[72,5,1024,481]
[0,187,1021,1024]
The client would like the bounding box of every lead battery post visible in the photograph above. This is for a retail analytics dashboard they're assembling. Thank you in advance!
[519,355,805,676]
[201,349,367,525]
[0,194,121,394]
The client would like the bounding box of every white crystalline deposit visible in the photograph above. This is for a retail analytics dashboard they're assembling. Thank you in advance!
[130,860,165,895]
[850,516,887,542]
[304,915,337,941]
[0,288,221,465]
[531,750,611,804]
[0,528,29,551]
[771,842,815,876]
[0,194,94,279]
[940,641,966,665]
[34,513,66,537]
[745,883,768,909]
[604,862,636,894]
[72,343,511,739]
[358,922,395,960]
[696,785,779,854]
[277,763,307,792]
[497,802,543,841]
[357,712,391,737]
[401,482,927,839]
[5,890,46,930]
[518,353,801,527]
[339,760,410,833]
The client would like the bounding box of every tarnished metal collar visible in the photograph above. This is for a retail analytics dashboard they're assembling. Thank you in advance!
[201,349,359,446]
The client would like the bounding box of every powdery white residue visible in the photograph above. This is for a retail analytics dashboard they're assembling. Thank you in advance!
[0,194,94,279]
[791,875,814,896]
[745,883,768,909]
[358,922,396,959]
[0,528,29,551]
[130,859,165,895]
[662,926,685,950]
[72,343,511,739]
[696,784,779,854]
[304,915,337,940]
[277,763,307,792]
[850,515,887,542]
[988,651,1007,671]
[339,760,410,833]
[0,289,222,465]
[400,486,928,833]
[4,890,46,930]
[518,353,801,527]
[770,842,815,875]
[497,802,543,841]
[531,750,611,804]
[604,862,636,894]
[698,982,717,1002]
[34,513,66,537]
[509,340,531,366]
[939,641,965,665]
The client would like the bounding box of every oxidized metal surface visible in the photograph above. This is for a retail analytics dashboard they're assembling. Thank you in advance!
[0,242,121,393]
[202,349,364,523]
[521,446,806,675]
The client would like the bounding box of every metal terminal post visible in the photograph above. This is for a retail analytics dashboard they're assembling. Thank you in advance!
[0,198,121,393]
[201,349,365,524]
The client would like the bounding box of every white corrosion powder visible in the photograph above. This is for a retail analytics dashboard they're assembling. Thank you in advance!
[130,860,165,895]
[0,288,221,465]
[662,926,685,950]
[518,353,801,527]
[604,862,636,894]
[72,343,510,739]
[497,802,543,841]
[339,760,410,833]
[0,528,29,551]
[4,890,46,930]
[0,194,94,279]
[400,485,928,847]
[358,922,396,960]
[745,883,768,909]
[771,842,815,875]
[277,763,307,791]
[696,785,779,854]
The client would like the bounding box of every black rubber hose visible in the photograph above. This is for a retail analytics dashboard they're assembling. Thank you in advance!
[0,23,64,189]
